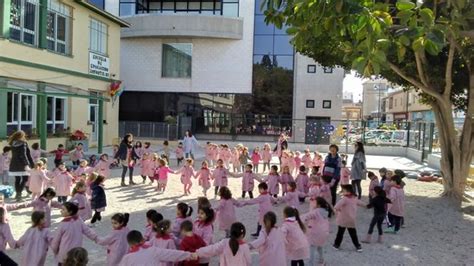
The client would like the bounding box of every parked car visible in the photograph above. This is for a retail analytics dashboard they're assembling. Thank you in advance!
[375,130,408,146]
[349,130,387,145]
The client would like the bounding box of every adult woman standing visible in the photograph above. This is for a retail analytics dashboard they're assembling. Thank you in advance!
[182,130,199,159]
[323,144,342,207]
[115,133,139,187]
[8,130,34,201]
[273,133,288,164]
[351,141,367,199]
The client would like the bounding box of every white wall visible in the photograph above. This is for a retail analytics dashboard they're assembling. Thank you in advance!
[119,1,254,94]
[293,53,344,121]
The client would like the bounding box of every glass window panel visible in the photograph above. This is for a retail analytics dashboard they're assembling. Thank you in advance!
[21,95,33,121]
[254,15,273,35]
[55,98,64,120]
[57,43,65,53]
[162,43,192,78]
[10,0,21,27]
[57,15,66,41]
[176,2,187,10]
[46,11,54,38]
[24,2,36,31]
[255,0,265,14]
[47,97,53,121]
[13,93,18,121]
[10,28,21,41]
[215,2,221,10]
[201,2,214,9]
[253,35,273,55]
[88,0,104,9]
[273,55,294,70]
[162,2,174,10]
[119,3,134,16]
[7,93,14,123]
[222,3,238,17]
[189,2,200,10]
[23,32,34,44]
[274,35,293,55]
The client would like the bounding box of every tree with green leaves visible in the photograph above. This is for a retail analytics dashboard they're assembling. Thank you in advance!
[263,0,473,203]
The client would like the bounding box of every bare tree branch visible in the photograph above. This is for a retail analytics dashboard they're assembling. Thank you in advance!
[415,52,430,88]
[444,38,456,98]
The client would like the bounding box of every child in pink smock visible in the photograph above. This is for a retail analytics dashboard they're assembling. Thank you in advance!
[70,143,85,166]
[0,146,11,185]
[240,183,275,237]
[251,147,262,173]
[249,211,287,266]
[0,207,16,252]
[333,184,364,251]
[27,188,63,227]
[177,158,195,195]
[211,144,219,167]
[140,153,155,184]
[302,197,330,265]
[307,176,321,209]
[176,142,185,167]
[51,202,98,264]
[313,152,324,174]
[211,159,234,198]
[29,160,51,199]
[205,142,213,164]
[294,151,302,169]
[280,206,310,264]
[30,143,46,164]
[340,160,351,185]
[261,165,281,197]
[70,181,92,222]
[280,151,290,171]
[73,160,92,182]
[280,166,294,196]
[144,210,163,241]
[96,213,130,266]
[172,203,193,240]
[15,211,52,266]
[368,171,380,200]
[386,176,405,234]
[155,159,175,193]
[193,207,215,265]
[94,154,113,179]
[194,161,211,196]
[52,162,74,203]
[233,164,261,199]
[261,144,272,173]
[295,166,309,203]
[279,182,307,210]
[301,149,312,170]
[220,145,233,168]
[231,147,241,173]
[288,152,297,175]
[195,222,251,266]
[148,220,177,266]
[119,231,192,266]
[215,187,243,237]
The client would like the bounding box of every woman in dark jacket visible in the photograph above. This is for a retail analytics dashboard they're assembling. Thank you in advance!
[114,133,139,186]
[90,175,107,225]
[8,130,34,201]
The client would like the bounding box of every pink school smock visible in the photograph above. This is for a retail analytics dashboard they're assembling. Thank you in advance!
[73,166,93,180]
[178,165,195,185]
[251,152,261,165]
[241,171,259,192]
[175,147,184,159]
[301,154,312,169]
[144,224,153,241]
[148,234,177,266]
[320,183,332,205]
[240,192,274,224]
[281,190,305,209]
[334,195,362,228]
[215,198,242,231]
[231,151,241,169]
[280,218,310,261]
[280,173,294,193]
[30,149,42,163]
[262,149,272,163]
[0,223,15,252]
[71,192,92,221]
[193,220,214,264]
[196,239,251,266]
[140,159,155,177]
[28,169,50,195]
[16,226,53,266]
[51,216,98,263]
[119,244,191,266]
[302,208,330,247]
[27,197,63,228]
[369,178,380,198]
[340,167,351,185]
[195,168,211,189]
[249,227,287,266]
[172,216,192,238]
[263,173,280,195]
[294,156,302,168]
[156,166,174,184]
[388,186,405,217]
[52,171,74,197]
[212,167,230,187]
[94,159,113,178]
[295,173,309,193]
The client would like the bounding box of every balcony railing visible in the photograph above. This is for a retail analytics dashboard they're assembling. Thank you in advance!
[119,0,239,17]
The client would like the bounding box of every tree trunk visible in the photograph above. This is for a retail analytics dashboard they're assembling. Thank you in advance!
[431,99,472,204]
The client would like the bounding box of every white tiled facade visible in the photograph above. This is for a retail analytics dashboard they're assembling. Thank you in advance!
[115,1,254,94]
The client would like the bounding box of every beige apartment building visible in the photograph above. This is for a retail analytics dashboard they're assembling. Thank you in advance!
[0,0,128,152]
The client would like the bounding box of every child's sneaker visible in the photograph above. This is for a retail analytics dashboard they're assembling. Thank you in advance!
[356,246,363,252]
[384,228,397,234]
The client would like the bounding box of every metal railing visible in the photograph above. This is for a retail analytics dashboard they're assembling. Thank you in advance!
[119,121,178,140]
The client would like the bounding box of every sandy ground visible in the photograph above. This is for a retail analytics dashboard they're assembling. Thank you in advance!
[4,155,474,265]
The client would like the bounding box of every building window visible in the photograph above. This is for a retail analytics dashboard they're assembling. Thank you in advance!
[322,100,331,109]
[306,100,315,108]
[307,65,316,73]
[323,67,333,73]
[88,0,105,10]
[89,18,108,55]
[389,97,393,109]
[162,43,192,78]
[119,0,238,16]
[10,0,39,45]
[46,96,66,133]
[47,0,72,55]
[7,92,35,135]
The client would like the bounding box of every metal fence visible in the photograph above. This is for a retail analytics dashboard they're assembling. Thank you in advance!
[119,121,178,140]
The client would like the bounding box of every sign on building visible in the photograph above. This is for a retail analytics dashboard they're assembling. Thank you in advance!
[89,52,110,78]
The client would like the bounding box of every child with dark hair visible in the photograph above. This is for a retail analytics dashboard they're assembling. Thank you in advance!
[64,247,89,266]
[90,175,107,225]
[239,182,276,238]
[362,186,391,244]
[232,164,261,199]
[195,222,251,266]
[52,162,74,203]
[295,166,309,203]
[216,187,243,237]
[179,220,207,266]
[51,202,97,264]
[261,165,281,198]
[367,171,380,200]
[249,211,287,265]
[281,206,310,266]
[279,181,307,210]
[172,203,193,239]
[194,161,212,197]
[15,211,51,266]
[71,181,92,222]
[50,144,68,167]
[119,230,191,266]
[302,197,331,265]
[96,213,130,265]
[0,146,11,185]
[150,220,176,253]
[333,185,364,252]
[144,210,164,241]
[175,142,184,167]
[193,207,215,247]
[0,207,16,252]
[386,176,406,234]
[28,187,63,227]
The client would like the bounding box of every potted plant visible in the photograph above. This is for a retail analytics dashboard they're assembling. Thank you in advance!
[67,129,89,151]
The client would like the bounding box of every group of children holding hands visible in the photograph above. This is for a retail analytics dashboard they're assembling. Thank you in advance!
[0,139,407,266]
